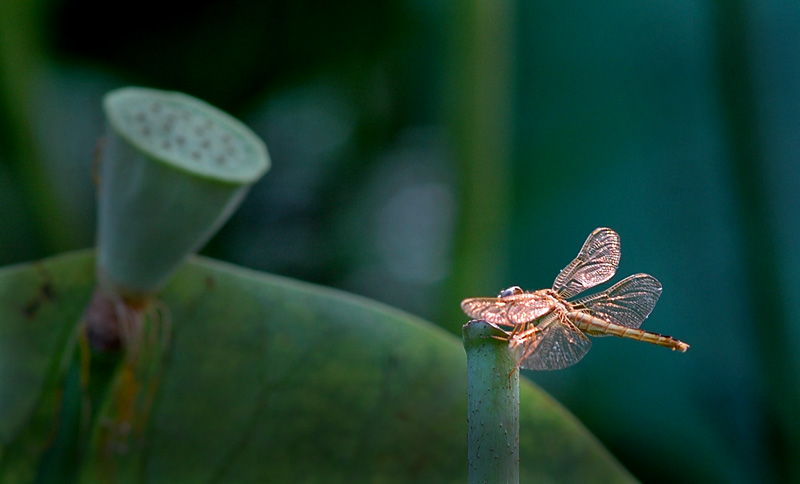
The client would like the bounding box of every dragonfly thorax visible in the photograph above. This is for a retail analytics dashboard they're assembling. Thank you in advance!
[533,288,575,315]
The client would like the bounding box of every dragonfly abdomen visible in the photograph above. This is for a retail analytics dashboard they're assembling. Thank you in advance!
[567,312,689,352]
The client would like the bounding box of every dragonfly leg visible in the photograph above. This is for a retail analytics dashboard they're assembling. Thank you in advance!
[508,337,541,379]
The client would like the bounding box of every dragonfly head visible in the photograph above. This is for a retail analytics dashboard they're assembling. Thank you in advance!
[497,286,524,298]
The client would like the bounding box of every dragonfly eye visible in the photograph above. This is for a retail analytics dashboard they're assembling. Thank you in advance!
[498,286,524,298]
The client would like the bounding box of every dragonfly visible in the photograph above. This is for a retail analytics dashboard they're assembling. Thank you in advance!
[460,227,689,371]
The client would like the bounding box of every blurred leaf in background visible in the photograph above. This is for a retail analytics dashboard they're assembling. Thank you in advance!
[0,251,636,483]
[2,0,800,482]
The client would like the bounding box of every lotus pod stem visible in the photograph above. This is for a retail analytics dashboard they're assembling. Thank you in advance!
[463,320,520,484]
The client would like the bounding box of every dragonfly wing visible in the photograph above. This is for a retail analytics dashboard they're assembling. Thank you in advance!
[461,294,554,327]
[552,227,621,299]
[518,315,592,371]
[460,297,518,327]
[505,293,555,325]
[570,273,661,332]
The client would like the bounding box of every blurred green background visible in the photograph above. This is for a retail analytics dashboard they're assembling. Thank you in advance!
[1,0,799,482]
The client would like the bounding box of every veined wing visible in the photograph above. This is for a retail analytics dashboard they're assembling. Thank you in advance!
[515,313,592,371]
[552,227,621,299]
[461,293,554,327]
[570,273,661,332]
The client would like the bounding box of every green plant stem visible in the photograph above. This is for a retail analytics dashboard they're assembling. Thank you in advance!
[0,0,77,253]
[443,0,515,333]
[463,320,519,484]
[711,2,800,481]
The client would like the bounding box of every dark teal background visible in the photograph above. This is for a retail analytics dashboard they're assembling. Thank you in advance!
[1,1,798,482]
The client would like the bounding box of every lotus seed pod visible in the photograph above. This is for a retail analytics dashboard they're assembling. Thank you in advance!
[97,87,270,300]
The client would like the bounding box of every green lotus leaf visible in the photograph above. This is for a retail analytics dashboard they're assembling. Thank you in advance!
[0,251,635,483]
